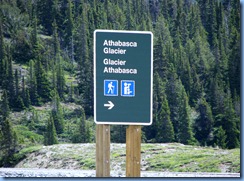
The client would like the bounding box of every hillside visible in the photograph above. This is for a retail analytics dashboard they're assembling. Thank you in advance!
[13,143,240,174]
[0,0,241,168]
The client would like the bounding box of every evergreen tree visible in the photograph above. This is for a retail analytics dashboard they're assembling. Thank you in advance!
[68,82,75,102]
[21,76,30,108]
[15,95,25,112]
[0,18,6,88]
[37,0,55,35]
[5,50,15,108]
[156,94,174,143]
[63,0,74,53]
[14,69,19,97]
[72,107,91,143]
[111,125,126,143]
[24,89,31,109]
[44,115,58,145]
[0,117,18,167]
[51,89,64,134]
[75,5,93,115]
[56,62,65,100]
[213,126,227,149]
[0,90,10,121]
[35,58,51,103]
[177,82,195,145]
[28,60,40,106]
[228,28,240,96]
[52,19,60,63]
[194,96,214,146]
[221,90,240,149]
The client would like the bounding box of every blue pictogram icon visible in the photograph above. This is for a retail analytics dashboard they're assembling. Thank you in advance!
[121,80,135,97]
[104,80,118,96]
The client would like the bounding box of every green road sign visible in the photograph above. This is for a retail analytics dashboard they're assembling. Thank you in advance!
[94,30,153,125]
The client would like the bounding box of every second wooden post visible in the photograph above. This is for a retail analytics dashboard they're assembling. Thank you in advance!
[126,125,141,177]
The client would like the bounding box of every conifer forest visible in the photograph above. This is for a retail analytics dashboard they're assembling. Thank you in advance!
[0,0,240,167]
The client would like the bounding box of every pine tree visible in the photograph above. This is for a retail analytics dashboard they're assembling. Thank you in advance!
[37,0,55,35]
[21,76,30,108]
[194,96,214,146]
[25,89,31,109]
[0,90,10,122]
[15,96,25,112]
[111,125,126,143]
[0,18,6,88]
[28,60,40,106]
[14,69,19,98]
[68,82,75,102]
[75,5,93,115]
[125,0,135,30]
[156,95,174,143]
[52,19,60,63]
[35,57,51,103]
[213,126,227,149]
[166,72,180,142]
[1,117,18,166]
[72,107,91,143]
[190,65,202,107]
[56,62,65,100]
[44,115,58,145]
[13,69,25,111]
[177,82,195,145]
[221,90,240,148]
[51,89,64,134]
[5,50,15,108]
[63,0,74,52]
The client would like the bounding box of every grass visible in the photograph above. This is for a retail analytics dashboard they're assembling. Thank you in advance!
[143,143,240,173]
[11,145,43,167]
[11,143,240,173]
[14,125,44,146]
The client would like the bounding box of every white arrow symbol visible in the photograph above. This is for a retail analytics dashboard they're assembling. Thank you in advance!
[104,101,114,110]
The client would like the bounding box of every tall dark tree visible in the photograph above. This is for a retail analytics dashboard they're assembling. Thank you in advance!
[63,0,74,52]
[5,50,15,108]
[51,89,64,134]
[75,5,93,115]
[37,0,55,35]
[72,107,91,143]
[0,19,6,88]
[194,96,214,146]
[44,115,58,145]
[0,90,10,121]
[156,94,174,143]
[28,60,40,105]
[221,90,240,149]
[0,117,18,167]
[177,82,195,145]
[35,57,51,103]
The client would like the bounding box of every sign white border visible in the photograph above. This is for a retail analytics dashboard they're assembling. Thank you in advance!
[94,29,153,125]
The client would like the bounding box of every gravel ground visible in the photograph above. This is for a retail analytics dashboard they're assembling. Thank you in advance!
[0,168,240,177]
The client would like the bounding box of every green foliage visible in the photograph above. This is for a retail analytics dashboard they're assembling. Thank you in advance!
[177,84,195,145]
[44,115,58,146]
[0,0,240,150]
[194,96,214,146]
[11,145,42,166]
[51,89,64,134]
[35,59,52,103]
[0,117,18,167]
[14,125,43,146]
[72,107,91,143]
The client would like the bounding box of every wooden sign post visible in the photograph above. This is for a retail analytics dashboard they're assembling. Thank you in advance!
[126,125,141,177]
[94,30,153,177]
[96,124,110,177]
